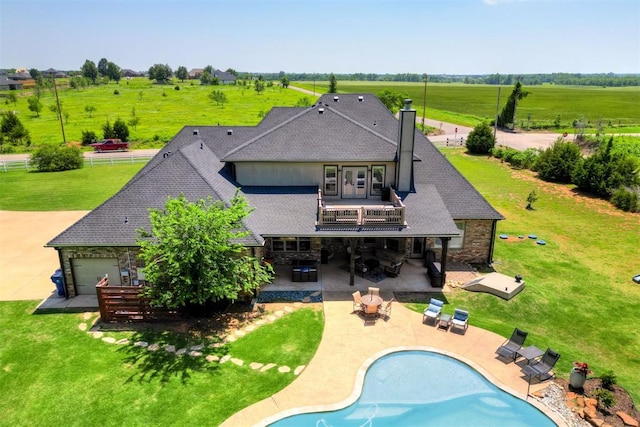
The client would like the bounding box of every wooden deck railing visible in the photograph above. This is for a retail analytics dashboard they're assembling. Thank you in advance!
[96,276,180,322]
[316,188,406,227]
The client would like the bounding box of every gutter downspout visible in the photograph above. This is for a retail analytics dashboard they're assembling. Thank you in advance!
[487,220,498,268]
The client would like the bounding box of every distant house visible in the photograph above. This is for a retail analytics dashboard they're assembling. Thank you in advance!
[188,68,204,79]
[8,71,32,80]
[0,75,23,90]
[42,68,67,78]
[122,69,143,78]
[212,69,236,84]
[47,94,502,297]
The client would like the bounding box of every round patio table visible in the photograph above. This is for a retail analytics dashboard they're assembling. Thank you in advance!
[361,294,383,313]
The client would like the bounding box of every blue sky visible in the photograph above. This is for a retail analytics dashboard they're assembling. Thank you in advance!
[1,0,638,74]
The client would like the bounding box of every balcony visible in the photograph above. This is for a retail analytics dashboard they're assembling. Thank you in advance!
[316,188,406,228]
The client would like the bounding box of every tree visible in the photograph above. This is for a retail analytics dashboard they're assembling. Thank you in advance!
[49,103,62,120]
[29,145,83,172]
[98,58,108,77]
[377,90,406,113]
[525,190,538,210]
[254,79,265,95]
[29,68,42,80]
[128,107,140,131]
[106,61,121,82]
[84,105,96,118]
[7,92,17,106]
[328,73,337,93]
[102,120,116,139]
[497,81,530,129]
[209,89,228,107]
[113,118,130,142]
[27,96,43,117]
[81,59,99,84]
[175,66,188,82]
[137,193,272,309]
[0,111,30,147]
[465,122,496,154]
[534,138,582,183]
[280,75,290,88]
[81,130,98,145]
[148,63,173,83]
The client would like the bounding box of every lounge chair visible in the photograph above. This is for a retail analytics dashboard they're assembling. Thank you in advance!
[352,291,363,312]
[383,261,403,277]
[496,328,528,361]
[522,348,561,381]
[423,298,444,325]
[368,287,380,298]
[379,298,394,319]
[450,308,469,333]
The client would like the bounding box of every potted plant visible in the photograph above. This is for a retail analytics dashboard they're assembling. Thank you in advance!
[570,362,592,389]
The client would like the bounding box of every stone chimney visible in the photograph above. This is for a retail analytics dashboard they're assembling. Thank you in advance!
[395,99,416,192]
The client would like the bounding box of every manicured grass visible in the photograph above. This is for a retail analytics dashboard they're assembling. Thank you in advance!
[0,302,323,426]
[0,164,146,210]
[406,148,640,403]
[295,81,640,131]
[0,78,308,149]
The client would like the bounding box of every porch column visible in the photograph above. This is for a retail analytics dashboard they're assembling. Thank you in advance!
[440,237,450,286]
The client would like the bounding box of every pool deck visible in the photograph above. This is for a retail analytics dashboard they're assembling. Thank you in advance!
[221,291,566,427]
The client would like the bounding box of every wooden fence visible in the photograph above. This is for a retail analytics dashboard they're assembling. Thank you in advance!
[96,276,180,322]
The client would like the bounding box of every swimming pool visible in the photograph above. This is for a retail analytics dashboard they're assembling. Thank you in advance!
[268,350,556,426]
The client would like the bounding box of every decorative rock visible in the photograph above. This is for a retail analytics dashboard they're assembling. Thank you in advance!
[587,418,605,427]
[230,358,244,366]
[250,362,264,370]
[116,338,129,345]
[310,291,321,297]
[284,306,294,313]
[531,390,544,398]
[210,342,224,348]
[190,344,203,351]
[294,365,305,375]
[148,343,160,351]
[82,312,92,320]
[293,302,303,307]
[175,348,187,356]
[584,406,598,420]
[301,297,311,303]
[245,325,256,332]
[267,315,277,322]
[274,310,284,317]
[165,345,176,353]
[586,398,598,408]
[102,337,116,344]
[617,412,639,427]
[220,355,231,364]
[255,320,266,325]
[92,331,104,339]
[260,363,276,372]
[278,366,291,373]
[134,341,149,348]
[205,355,220,362]
[235,330,246,337]
[499,234,509,239]
[78,323,87,331]
[225,335,237,342]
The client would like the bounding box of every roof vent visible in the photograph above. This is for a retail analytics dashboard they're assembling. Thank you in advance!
[193,129,199,136]
[162,151,172,158]
[358,96,364,102]
[373,120,377,126]
[227,129,233,136]
[333,96,339,102]
[318,108,324,114]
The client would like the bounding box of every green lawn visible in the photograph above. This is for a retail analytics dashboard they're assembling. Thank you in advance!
[406,148,640,403]
[295,81,640,131]
[0,302,323,427]
[0,164,146,210]
[1,78,308,149]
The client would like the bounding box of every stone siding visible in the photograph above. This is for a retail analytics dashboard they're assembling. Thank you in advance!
[427,219,495,264]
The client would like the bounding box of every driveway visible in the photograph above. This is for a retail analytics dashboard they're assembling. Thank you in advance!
[0,210,88,300]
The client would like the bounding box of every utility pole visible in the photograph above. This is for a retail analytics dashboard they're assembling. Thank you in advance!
[494,86,501,139]
[421,73,428,132]
[52,76,66,144]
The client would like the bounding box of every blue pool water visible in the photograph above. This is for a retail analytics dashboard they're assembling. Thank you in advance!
[268,351,556,427]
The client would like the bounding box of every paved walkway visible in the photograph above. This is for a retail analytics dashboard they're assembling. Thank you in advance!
[221,291,565,427]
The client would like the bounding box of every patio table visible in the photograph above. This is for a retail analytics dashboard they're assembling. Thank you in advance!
[360,294,383,310]
[516,345,544,364]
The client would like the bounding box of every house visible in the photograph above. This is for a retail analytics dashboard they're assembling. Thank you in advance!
[42,68,67,78]
[47,94,502,297]
[212,69,236,84]
[0,75,23,90]
[122,69,143,78]
[188,68,204,79]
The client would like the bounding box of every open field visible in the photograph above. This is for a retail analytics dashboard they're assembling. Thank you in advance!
[0,78,308,149]
[296,81,640,131]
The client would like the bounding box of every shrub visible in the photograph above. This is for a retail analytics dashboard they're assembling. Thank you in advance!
[30,145,83,172]
[81,130,98,145]
[593,389,616,412]
[175,85,180,91]
[492,147,505,159]
[535,139,582,183]
[113,118,129,142]
[611,187,640,212]
[509,148,539,170]
[600,370,617,390]
[502,147,520,163]
[466,122,496,154]
[113,89,119,95]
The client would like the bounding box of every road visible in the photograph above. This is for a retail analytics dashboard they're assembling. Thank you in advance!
[0,148,160,162]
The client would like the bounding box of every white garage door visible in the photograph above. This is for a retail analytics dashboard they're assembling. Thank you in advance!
[71,258,121,295]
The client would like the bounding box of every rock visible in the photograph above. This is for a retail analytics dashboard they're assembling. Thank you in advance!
[278,366,291,373]
[587,418,605,427]
[92,331,104,339]
[188,350,202,357]
[255,319,266,325]
[249,362,264,370]
[310,291,321,297]
[205,355,219,362]
[294,365,305,375]
[116,339,129,345]
[585,398,598,408]
[102,337,116,344]
[134,341,149,348]
[531,390,544,398]
[267,315,276,322]
[78,323,87,331]
[82,312,93,320]
[245,325,256,332]
[230,358,243,366]
[235,330,246,337]
[190,344,203,351]
[165,345,176,353]
[617,411,640,427]
[274,310,284,317]
[293,302,303,307]
[175,348,187,356]
[566,391,578,400]
[576,396,585,407]
[219,355,231,364]
[284,306,294,313]
[260,363,276,372]
[210,342,224,348]
[225,335,237,342]
[584,406,598,420]
[301,297,311,303]
[148,343,160,351]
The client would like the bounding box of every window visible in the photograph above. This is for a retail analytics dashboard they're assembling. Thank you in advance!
[435,221,465,249]
[324,165,338,196]
[272,237,311,252]
[371,165,385,195]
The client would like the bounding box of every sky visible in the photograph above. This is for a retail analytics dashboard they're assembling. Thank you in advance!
[1,0,639,75]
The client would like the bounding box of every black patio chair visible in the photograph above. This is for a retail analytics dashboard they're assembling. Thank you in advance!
[383,261,403,277]
[496,328,528,362]
[522,348,561,381]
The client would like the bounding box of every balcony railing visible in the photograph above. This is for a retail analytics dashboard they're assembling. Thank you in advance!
[316,188,406,227]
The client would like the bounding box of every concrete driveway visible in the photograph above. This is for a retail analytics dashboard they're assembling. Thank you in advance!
[0,210,88,301]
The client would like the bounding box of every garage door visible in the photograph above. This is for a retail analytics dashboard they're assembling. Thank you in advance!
[71,258,121,295]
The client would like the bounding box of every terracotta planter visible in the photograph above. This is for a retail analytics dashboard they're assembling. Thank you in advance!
[569,367,587,389]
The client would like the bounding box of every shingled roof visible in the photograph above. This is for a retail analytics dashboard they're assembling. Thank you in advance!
[48,93,501,248]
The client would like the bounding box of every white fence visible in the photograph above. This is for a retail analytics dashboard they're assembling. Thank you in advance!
[0,154,153,172]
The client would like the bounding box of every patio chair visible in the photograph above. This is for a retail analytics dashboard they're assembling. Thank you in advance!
[352,291,363,312]
[379,298,394,319]
[450,308,469,333]
[496,328,528,362]
[522,348,561,381]
[422,298,444,325]
[383,261,403,277]
[368,287,380,297]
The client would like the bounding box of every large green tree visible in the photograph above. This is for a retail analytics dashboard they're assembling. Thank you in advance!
[328,73,337,93]
[0,111,30,147]
[81,59,99,84]
[27,96,42,117]
[209,89,228,107]
[148,63,173,83]
[175,66,188,82]
[98,58,109,77]
[465,122,496,154]
[497,81,530,128]
[377,90,406,113]
[137,193,272,309]
[106,61,121,82]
